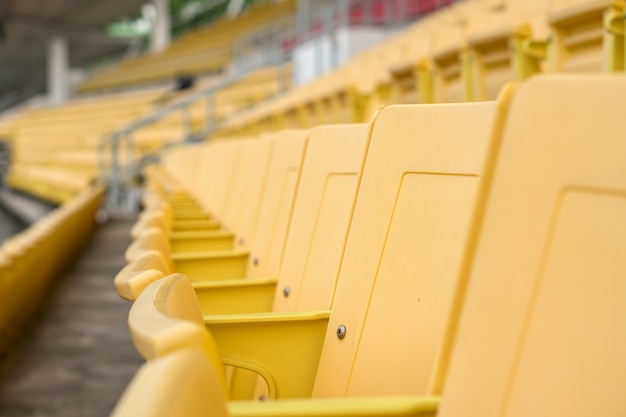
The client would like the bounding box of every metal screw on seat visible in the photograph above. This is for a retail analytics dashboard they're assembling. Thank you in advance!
[336,325,347,340]
[238,238,244,246]
[259,395,266,401]
[253,257,259,266]
[283,286,291,297]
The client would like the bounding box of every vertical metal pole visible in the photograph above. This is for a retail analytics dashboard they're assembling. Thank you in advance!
[205,93,215,136]
[303,0,310,43]
[126,131,135,193]
[337,0,350,67]
[326,4,336,71]
[97,139,105,185]
[109,133,120,208]
[124,132,137,212]
[182,105,192,139]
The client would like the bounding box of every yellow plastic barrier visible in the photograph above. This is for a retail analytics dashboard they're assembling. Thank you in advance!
[0,186,104,355]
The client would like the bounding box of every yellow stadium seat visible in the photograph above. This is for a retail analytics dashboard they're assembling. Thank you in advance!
[129,272,329,401]
[130,200,221,239]
[210,136,275,252]
[121,130,308,299]
[434,73,626,416]
[127,274,227,392]
[194,123,370,315]
[193,141,245,220]
[466,0,552,100]
[431,21,471,103]
[547,0,624,72]
[116,250,171,301]
[111,350,229,417]
[126,89,514,407]
[236,75,626,417]
[174,131,308,281]
[389,28,435,104]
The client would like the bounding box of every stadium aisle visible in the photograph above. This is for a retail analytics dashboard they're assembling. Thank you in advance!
[0,215,143,417]
[0,206,25,242]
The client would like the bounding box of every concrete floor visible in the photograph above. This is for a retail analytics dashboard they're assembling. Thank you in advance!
[0,206,25,243]
[0,216,143,417]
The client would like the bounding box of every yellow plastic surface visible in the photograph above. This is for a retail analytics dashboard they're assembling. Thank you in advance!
[245,130,309,279]
[172,218,221,231]
[169,230,235,253]
[192,140,244,220]
[547,0,624,72]
[194,278,278,314]
[127,273,228,393]
[466,0,551,100]
[206,310,330,399]
[314,88,513,398]
[431,22,471,103]
[111,350,229,417]
[172,249,250,281]
[0,187,103,356]
[438,75,626,417]
[219,136,274,250]
[189,123,369,316]
[390,36,433,105]
[114,250,170,301]
[223,135,274,250]
[172,209,211,220]
[229,397,439,417]
[272,123,370,313]
[125,227,173,267]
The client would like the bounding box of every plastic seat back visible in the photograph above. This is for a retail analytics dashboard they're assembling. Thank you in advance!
[245,130,309,279]
[194,140,244,220]
[162,143,202,187]
[111,350,228,417]
[438,75,626,416]
[272,123,370,313]
[220,136,274,251]
[313,87,513,398]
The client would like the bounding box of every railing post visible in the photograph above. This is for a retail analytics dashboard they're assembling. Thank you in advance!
[125,131,137,202]
[182,105,192,139]
[108,133,121,208]
[205,93,215,136]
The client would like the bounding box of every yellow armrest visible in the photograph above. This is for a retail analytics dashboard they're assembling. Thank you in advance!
[206,311,330,400]
[169,230,235,253]
[229,396,440,417]
[131,211,167,239]
[173,250,250,281]
[172,219,221,231]
[114,250,170,301]
[193,278,277,314]
[172,209,213,220]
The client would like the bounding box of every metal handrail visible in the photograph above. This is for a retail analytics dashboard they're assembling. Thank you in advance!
[98,46,290,209]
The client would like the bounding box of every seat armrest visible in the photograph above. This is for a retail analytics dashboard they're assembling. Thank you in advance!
[193,278,278,314]
[114,250,169,301]
[206,311,330,400]
[169,230,235,253]
[172,250,250,281]
[229,396,440,417]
